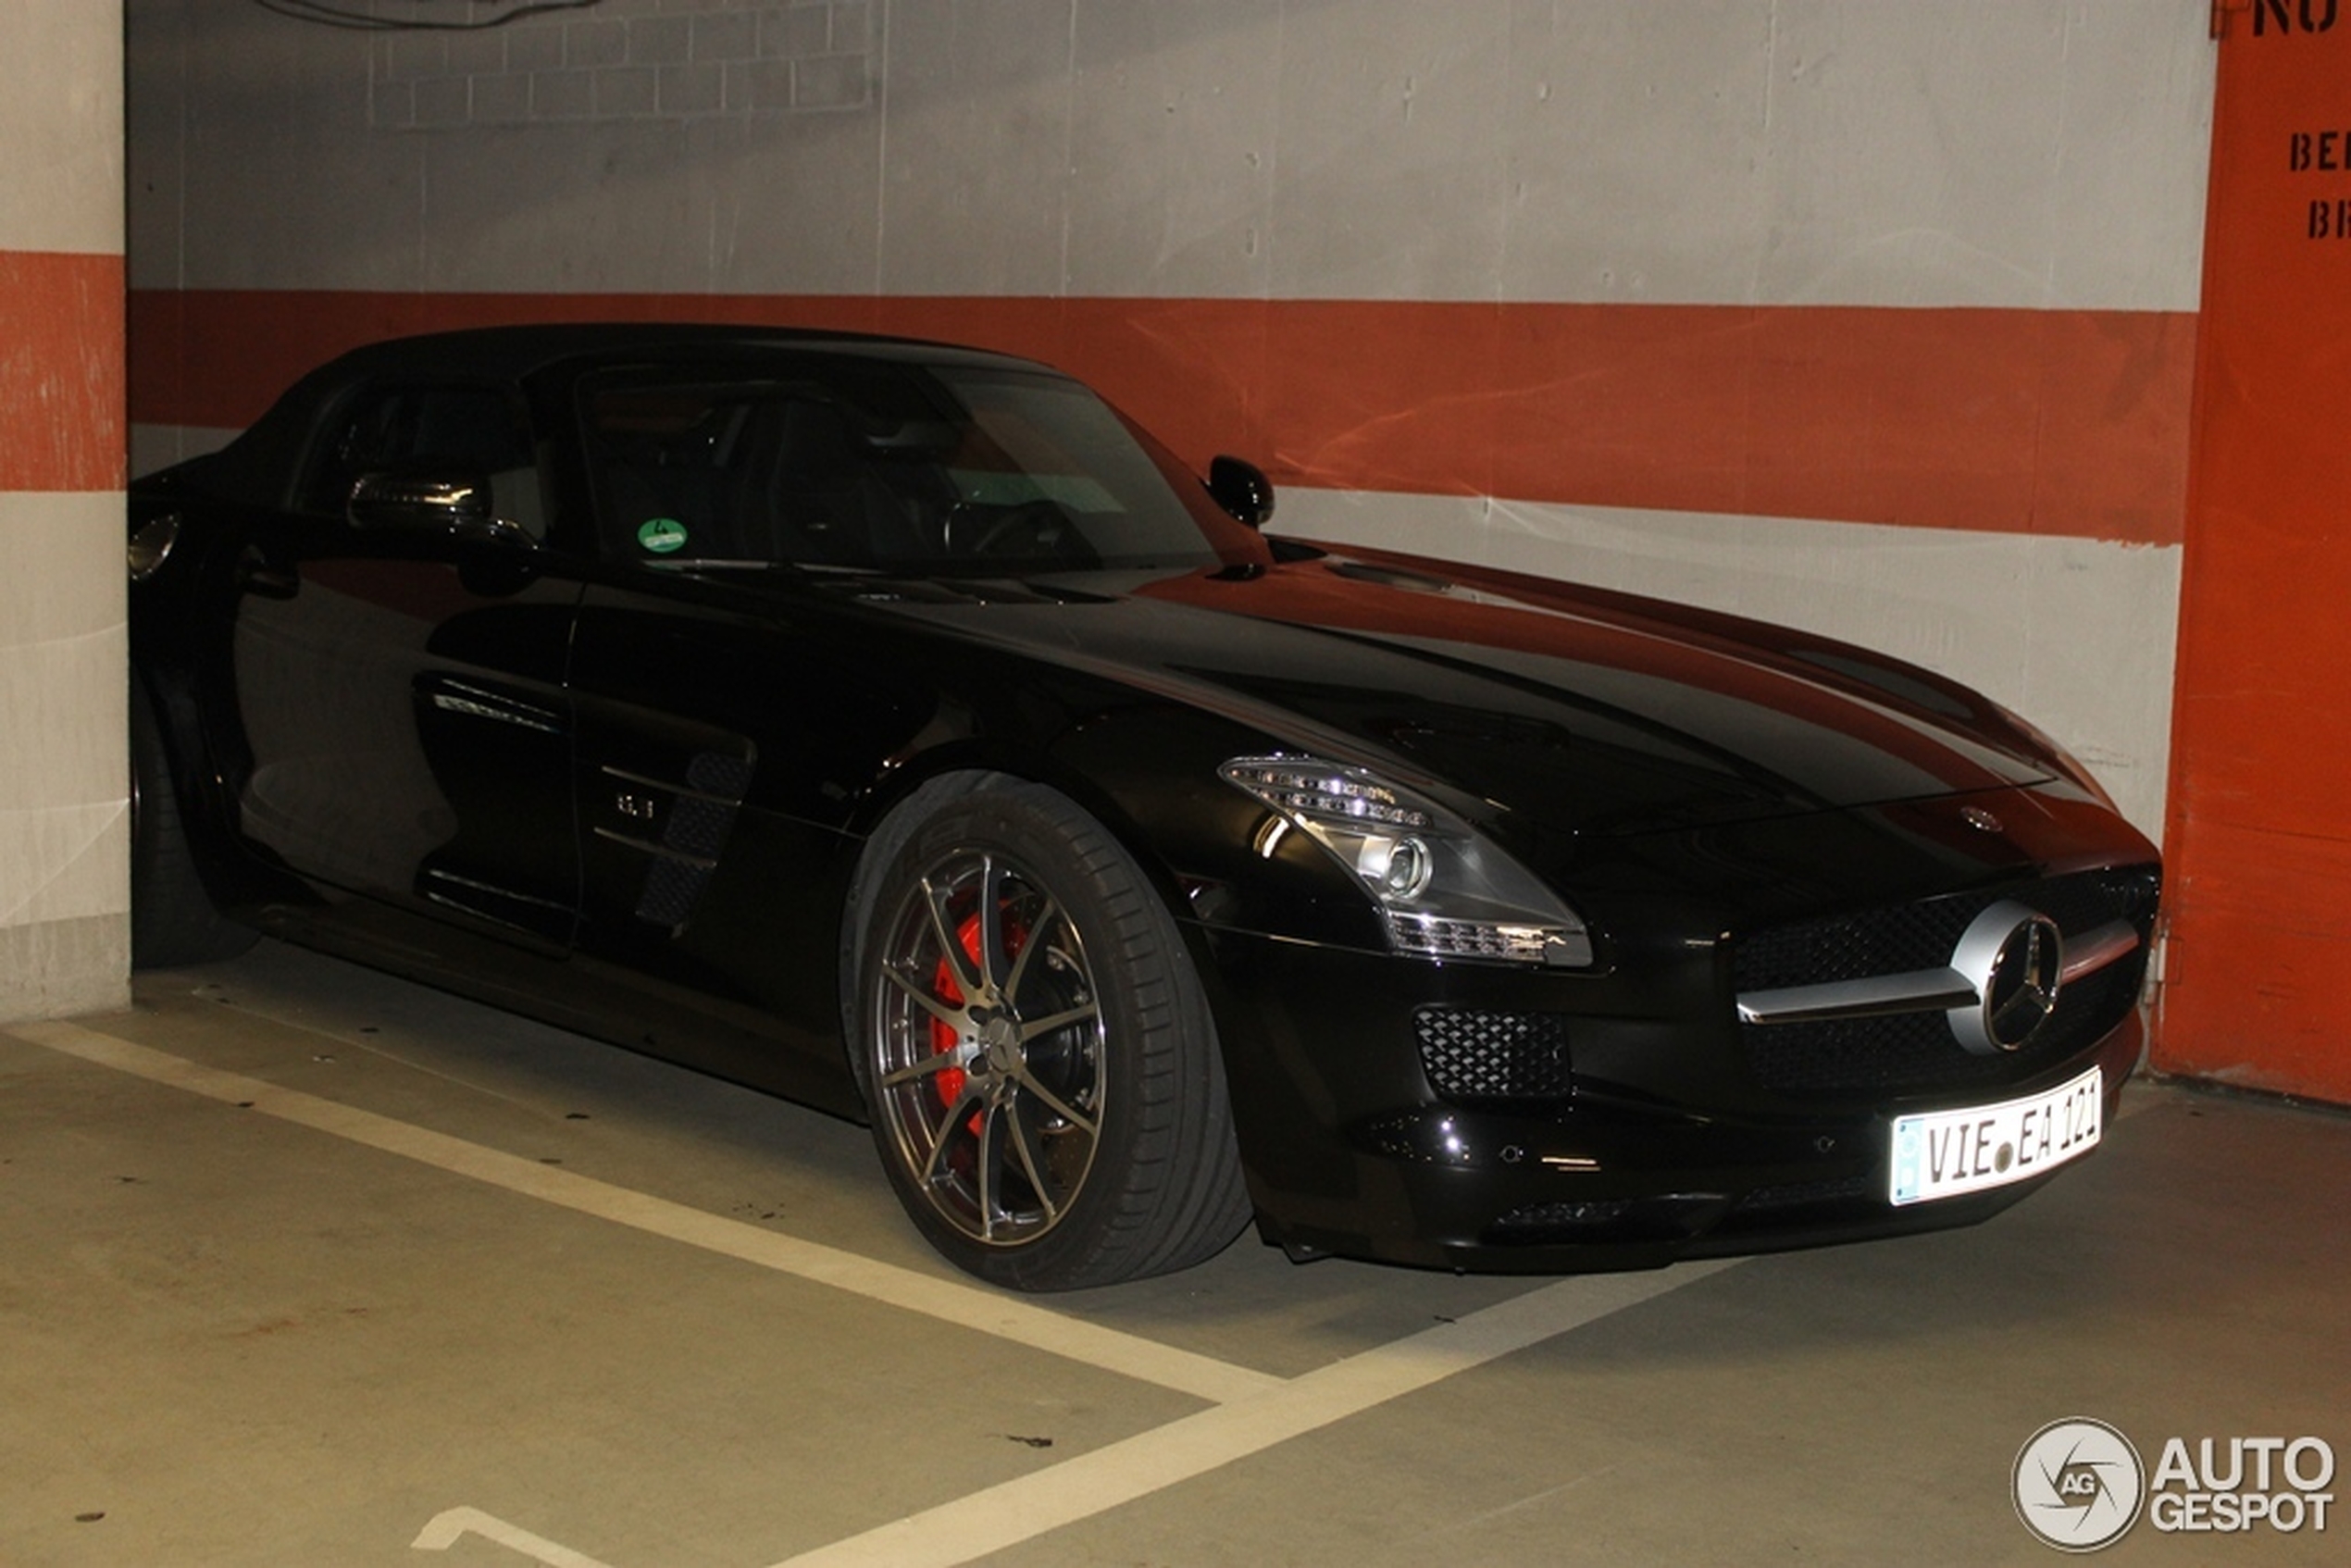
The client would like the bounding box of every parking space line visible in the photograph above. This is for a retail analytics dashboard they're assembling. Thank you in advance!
[6,1020,1281,1406]
[765,1260,1745,1568]
[14,1017,1748,1566]
[22,1014,2153,1567]
[413,1507,618,1567]
[404,1262,1740,1568]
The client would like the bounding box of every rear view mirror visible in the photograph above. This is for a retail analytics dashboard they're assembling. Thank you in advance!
[1206,454,1275,530]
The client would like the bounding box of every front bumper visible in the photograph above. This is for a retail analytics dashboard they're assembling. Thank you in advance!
[1188,919,2145,1276]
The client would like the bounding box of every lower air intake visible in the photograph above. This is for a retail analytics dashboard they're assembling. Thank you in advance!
[1414,1007,1574,1103]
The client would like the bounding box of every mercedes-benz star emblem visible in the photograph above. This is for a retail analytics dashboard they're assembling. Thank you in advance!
[1947,901,2065,1054]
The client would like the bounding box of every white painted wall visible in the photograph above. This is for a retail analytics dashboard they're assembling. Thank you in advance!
[131,1,2212,307]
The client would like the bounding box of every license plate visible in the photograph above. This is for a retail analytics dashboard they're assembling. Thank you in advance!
[1887,1065,2103,1205]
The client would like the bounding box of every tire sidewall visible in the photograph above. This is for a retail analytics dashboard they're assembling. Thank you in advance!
[129,680,255,968]
[846,778,1193,1289]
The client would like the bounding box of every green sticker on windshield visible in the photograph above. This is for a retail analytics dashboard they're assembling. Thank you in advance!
[637,516,689,554]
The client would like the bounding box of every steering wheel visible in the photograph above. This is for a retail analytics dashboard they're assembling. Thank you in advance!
[959,499,1072,554]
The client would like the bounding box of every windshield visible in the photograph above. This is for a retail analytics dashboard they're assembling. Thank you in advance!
[580,356,1265,576]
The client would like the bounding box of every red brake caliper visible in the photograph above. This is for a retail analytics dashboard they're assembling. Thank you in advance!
[929,907,1027,1126]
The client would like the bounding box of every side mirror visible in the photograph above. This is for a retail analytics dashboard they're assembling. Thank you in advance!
[1206,454,1275,530]
[348,472,529,546]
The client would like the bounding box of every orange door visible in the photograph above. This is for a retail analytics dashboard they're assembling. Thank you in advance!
[2161,2,2351,1101]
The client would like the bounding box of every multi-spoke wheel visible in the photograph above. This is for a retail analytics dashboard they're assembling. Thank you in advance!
[870,842,1106,1248]
[847,777,1252,1289]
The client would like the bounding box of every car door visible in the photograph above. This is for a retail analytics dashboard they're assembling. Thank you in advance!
[227,379,586,950]
[559,366,946,1096]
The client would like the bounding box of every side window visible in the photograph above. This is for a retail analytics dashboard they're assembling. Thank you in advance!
[304,383,546,538]
[583,382,753,561]
[582,374,946,566]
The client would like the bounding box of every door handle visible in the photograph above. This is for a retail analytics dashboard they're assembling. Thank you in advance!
[236,545,300,600]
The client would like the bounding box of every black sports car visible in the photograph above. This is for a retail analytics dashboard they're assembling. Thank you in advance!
[127,324,2160,1289]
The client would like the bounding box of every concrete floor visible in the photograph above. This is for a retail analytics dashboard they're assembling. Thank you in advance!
[2,941,2344,1567]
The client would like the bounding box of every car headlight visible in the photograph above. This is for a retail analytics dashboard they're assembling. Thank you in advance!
[1219,755,1594,967]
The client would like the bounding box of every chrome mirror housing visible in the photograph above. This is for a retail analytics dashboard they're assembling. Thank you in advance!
[348,471,526,545]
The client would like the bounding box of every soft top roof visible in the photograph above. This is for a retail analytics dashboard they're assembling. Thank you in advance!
[167,322,1064,504]
[291,320,1052,383]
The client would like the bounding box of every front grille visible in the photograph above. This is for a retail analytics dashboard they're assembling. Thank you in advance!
[1414,1007,1574,1103]
[1734,867,2158,1096]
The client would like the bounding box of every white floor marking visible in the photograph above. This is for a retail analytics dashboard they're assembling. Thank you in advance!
[13,1016,1745,1568]
[7,1020,1278,1405]
[414,1507,618,1567]
[763,1261,1744,1568]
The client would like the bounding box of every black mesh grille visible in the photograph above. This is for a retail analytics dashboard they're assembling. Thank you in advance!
[1728,1173,1875,1215]
[1734,866,2158,1096]
[628,750,752,932]
[1415,1007,1574,1103]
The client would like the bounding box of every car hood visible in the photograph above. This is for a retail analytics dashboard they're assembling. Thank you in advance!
[824,548,2064,840]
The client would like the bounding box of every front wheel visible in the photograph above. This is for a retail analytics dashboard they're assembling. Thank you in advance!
[847,778,1251,1289]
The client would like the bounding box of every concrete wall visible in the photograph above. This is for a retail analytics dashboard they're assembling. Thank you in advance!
[128,0,2215,838]
[1,1,128,1020]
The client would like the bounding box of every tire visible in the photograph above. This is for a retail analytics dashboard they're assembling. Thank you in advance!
[845,777,1252,1289]
[130,683,257,969]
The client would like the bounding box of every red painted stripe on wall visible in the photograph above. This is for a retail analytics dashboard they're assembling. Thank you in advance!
[130,289,2193,545]
[4,252,126,492]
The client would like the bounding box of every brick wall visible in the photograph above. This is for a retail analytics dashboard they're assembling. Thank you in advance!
[369,0,875,128]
